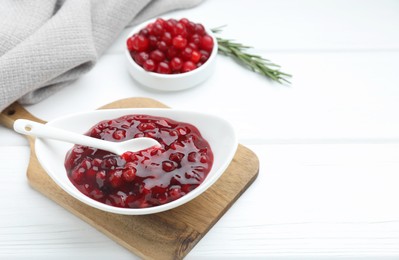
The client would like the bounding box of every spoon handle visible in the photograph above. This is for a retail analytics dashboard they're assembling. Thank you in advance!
[13,119,117,153]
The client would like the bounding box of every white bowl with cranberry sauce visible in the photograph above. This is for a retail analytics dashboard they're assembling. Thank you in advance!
[34,108,237,215]
[125,17,218,91]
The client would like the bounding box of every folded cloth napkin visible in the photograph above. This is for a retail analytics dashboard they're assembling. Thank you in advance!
[0,0,201,111]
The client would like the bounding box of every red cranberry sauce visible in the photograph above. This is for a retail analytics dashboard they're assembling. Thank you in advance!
[127,18,215,74]
[64,114,214,209]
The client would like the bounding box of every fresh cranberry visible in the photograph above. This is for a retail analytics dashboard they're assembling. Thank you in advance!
[133,52,149,66]
[64,114,214,209]
[156,41,168,52]
[139,28,149,37]
[172,22,187,37]
[181,47,193,61]
[191,50,201,63]
[157,61,171,74]
[199,50,210,63]
[179,18,189,26]
[148,35,158,48]
[167,47,179,60]
[195,24,205,35]
[150,50,165,62]
[164,20,175,32]
[182,61,196,72]
[190,34,201,46]
[127,18,215,74]
[186,22,196,34]
[127,34,149,52]
[152,22,164,36]
[143,59,156,72]
[188,42,198,51]
[126,37,135,51]
[200,35,214,51]
[172,35,187,49]
[162,32,172,45]
[170,57,183,71]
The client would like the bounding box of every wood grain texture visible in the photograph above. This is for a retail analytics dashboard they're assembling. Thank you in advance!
[0,98,259,260]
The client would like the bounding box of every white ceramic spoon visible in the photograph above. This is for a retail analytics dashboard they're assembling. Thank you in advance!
[13,119,161,155]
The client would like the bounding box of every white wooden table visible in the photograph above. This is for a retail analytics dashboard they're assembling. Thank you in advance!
[1,0,399,259]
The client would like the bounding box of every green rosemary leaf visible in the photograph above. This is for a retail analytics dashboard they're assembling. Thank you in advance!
[212,28,291,84]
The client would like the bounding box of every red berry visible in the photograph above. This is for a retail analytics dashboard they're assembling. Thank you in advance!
[162,161,176,172]
[143,59,156,72]
[200,35,214,51]
[130,35,149,52]
[170,57,183,71]
[112,129,126,140]
[186,22,196,34]
[139,28,149,37]
[191,50,201,63]
[164,20,175,32]
[188,152,197,162]
[179,18,189,25]
[173,22,187,37]
[172,35,187,49]
[121,151,137,162]
[195,23,205,35]
[157,41,168,52]
[190,34,201,45]
[167,47,179,60]
[133,52,149,66]
[137,122,156,131]
[181,47,193,61]
[150,49,165,62]
[188,42,198,50]
[157,62,171,74]
[169,152,184,163]
[155,18,165,26]
[152,22,164,36]
[146,22,154,30]
[199,50,210,63]
[126,36,135,51]
[162,32,172,45]
[148,35,158,48]
[182,61,196,72]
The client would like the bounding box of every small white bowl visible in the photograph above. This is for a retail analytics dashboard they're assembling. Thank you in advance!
[125,18,218,91]
[34,108,237,215]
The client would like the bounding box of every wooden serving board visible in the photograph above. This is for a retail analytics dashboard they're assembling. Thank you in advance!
[0,98,259,259]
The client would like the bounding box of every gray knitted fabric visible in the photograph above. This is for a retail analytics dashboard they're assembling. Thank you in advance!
[0,0,201,111]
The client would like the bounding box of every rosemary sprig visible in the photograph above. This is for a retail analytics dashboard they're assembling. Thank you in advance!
[212,27,291,84]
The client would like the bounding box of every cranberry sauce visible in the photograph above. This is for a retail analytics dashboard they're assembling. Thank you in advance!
[64,114,213,209]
